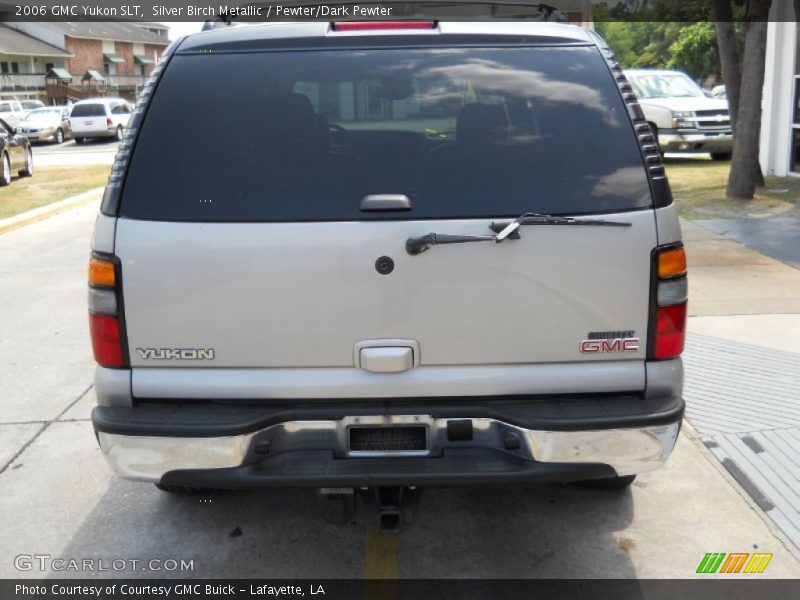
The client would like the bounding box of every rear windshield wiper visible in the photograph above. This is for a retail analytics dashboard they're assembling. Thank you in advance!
[406,212,631,255]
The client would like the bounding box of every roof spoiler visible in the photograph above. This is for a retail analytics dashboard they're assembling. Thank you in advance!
[201,1,569,30]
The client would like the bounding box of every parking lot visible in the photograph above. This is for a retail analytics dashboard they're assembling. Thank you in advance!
[0,200,799,579]
[31,138,119,167]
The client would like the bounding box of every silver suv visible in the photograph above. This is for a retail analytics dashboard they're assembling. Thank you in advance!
[89,21,686,527]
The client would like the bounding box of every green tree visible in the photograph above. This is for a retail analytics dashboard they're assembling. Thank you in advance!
[595,21,722,82]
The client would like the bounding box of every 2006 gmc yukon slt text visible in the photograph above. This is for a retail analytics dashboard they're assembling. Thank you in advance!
[88,21,687,526]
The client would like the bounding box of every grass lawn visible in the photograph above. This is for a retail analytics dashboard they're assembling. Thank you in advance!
[0,164,111,220]
[666,158,800,220]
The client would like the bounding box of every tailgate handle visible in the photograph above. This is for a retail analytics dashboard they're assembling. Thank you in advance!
[359,347,414,373]
[360,194,412,211]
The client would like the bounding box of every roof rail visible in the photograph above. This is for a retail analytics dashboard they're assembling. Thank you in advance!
[201,0,569,30]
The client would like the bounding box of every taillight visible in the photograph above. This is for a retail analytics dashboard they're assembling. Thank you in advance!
[649,244,687,360]
[332,21,436,31]
[106,117,113,127]
[88,254,127,368]
[89,313,124,367]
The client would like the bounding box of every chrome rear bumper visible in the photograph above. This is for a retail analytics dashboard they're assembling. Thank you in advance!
[97,415,681,485]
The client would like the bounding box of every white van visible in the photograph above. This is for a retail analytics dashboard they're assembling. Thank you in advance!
[69,98,133,143]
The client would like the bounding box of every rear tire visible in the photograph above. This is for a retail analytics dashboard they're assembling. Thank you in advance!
[115,125,123,141]
[0,153,11,186]
[576,474,636,490]
[54,128,64,144]
[19,147,33,177]
[75,137,85,145]
[711,152,732,161]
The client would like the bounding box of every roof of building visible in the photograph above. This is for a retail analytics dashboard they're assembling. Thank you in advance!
[0,25,72,57]
[82,70,105,82]
[46,68,72,80]
[46,22,170,45]
[139,22,170,31]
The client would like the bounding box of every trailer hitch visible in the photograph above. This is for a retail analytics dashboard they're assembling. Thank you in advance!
[374,486,421,533]
[317,486,422,532]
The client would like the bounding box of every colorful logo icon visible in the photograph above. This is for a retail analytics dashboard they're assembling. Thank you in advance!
[696,552,772,574]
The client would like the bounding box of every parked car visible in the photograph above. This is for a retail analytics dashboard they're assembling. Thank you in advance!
[20,99,45,115]
[16,106,72,144]
[0,117,33,185]
[69,98,133,143]
[89,22,686,528]
[626,69,733,160]
[0,100,26,129]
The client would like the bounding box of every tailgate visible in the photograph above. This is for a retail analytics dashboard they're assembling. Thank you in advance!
[117,210,655,369]
[72,116,106,133]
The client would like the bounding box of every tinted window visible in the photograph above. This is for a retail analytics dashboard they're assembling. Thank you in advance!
[0,103,11,112]
[122,47,651,222]
[72,103,106,117]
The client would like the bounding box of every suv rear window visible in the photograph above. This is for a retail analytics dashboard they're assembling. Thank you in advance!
[122,46,651,222]
[72,104,106,117]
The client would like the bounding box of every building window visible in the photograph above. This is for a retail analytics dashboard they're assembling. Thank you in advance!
[45,62,54,72]
[11,62,19,74]
[103,63,110,75]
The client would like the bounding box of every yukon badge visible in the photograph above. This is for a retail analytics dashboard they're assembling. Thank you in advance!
[137,348,215,360]
[580,331,639,354]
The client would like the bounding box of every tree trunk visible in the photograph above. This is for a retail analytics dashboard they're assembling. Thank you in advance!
[713,0,742,131]
[726,0,771,199]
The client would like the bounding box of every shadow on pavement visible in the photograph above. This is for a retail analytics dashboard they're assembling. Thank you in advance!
[55,477,637,581]
[696,208,800,269]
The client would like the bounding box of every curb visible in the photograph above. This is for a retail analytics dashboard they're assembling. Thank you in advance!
[0,186,104,235]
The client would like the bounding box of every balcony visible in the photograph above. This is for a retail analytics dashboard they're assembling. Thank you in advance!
[0,73,47,93]
[1,73,147,94]
[104,74,147,88]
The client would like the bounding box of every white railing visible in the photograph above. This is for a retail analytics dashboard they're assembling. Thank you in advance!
[0,73,47,91]
[105,75,147,88]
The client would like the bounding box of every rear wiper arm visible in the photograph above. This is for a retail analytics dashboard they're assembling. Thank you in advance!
[490,212,632,240]
[406,212,631,256]
[406,233,497,256]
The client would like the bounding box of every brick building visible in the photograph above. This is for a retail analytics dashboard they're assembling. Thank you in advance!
[1,22,169,103]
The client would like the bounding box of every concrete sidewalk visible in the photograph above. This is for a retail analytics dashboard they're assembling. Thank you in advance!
[683,219,800,320]
[682,217,800,554]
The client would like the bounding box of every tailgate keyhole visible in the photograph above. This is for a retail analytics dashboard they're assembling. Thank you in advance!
[375,256,394,275]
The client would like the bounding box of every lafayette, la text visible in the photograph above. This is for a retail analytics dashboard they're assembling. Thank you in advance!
[17,583,324,597]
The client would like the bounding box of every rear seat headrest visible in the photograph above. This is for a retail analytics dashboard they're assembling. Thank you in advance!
[456,103,509,148]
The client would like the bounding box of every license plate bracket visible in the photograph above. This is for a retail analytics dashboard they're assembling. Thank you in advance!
[349,426,427,453]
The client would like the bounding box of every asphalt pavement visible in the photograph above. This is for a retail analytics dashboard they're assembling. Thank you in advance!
[32,139,119,167]
[0,204,798,579]
[697,207,800,269]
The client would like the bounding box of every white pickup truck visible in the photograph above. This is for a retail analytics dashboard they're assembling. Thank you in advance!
[626,69,733,161]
